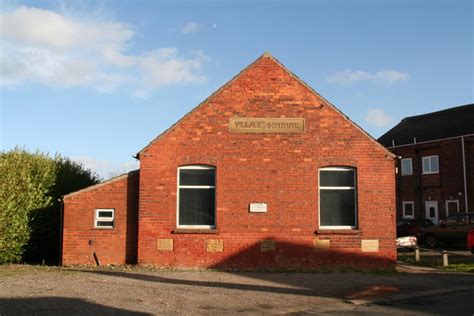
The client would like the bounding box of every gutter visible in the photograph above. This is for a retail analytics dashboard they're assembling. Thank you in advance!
[387,133,474,149]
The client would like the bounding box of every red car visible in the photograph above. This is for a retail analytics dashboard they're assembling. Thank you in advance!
[468,229,474,254]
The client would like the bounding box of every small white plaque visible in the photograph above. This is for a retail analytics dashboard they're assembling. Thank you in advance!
[249,203,267,213]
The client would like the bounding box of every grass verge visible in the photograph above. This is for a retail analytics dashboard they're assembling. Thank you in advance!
[398,253,474,273]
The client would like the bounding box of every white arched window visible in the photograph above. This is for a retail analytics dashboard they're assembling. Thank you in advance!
[177,165,216,228]
[319,167,357,229]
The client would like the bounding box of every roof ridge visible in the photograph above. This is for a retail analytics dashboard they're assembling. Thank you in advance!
[403,103,474,121]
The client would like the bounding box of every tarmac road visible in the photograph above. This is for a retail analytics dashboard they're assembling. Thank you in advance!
[351,289,474,315]
[0,265,473,315]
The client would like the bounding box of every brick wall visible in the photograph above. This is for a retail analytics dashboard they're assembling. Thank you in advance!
[137,55,397,269]
[466,137,474,211]
[393,135,474,221]
[62,171,139,265]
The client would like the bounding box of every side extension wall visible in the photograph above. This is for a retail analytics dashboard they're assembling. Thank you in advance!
[62,171,139,265]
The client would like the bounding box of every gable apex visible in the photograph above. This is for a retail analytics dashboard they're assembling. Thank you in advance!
[137,53,394,159]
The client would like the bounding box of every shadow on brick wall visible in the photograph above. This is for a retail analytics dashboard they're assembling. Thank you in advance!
[206,239,394,271]
[125,171,140,264]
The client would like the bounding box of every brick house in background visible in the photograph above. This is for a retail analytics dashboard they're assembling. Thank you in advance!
[378,104,474,224]
[62,53,397,269]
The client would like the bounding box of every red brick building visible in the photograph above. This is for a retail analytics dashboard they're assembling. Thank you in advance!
[378,104,474,224]
[62,53,397,269]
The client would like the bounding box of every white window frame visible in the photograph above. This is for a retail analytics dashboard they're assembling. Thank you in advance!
[401,158,413,176]
[422,155,439,174]
[177,165,216,229]
[402,201,415,219]
[318,167,358,230]
[94,208,114,229]
[445,200,459,216]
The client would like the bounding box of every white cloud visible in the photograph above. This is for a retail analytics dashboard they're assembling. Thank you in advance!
[180,22,201,34]
[0,6,209,95]
[327,69,410,85]
[72,156,139,180]
[365,109,395,128]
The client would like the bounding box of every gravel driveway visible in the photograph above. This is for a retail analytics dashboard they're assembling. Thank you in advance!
[1,265,473,315]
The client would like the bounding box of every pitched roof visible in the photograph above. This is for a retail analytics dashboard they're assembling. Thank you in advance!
[63,169,139,199]
[137,52,394,158]
[378,103,474,148]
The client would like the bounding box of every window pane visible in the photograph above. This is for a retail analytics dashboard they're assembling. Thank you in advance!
[98,211,113,218]
[422,158,430,173]
[430,156,439,172]
[179,188,215,225]
[320,189,356,226]
[320,170,354,187]
[96,220,113,227]
[401,159,412,175]
[180,168,215,186]
[429,207,435,217]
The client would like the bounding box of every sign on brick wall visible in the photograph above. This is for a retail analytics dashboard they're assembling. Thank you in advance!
[229,118,305,133]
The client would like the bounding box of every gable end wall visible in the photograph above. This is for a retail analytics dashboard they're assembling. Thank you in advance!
[137,56,396,269]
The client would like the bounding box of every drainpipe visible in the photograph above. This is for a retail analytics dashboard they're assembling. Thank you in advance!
[462,137,469,211]
[396,155,401,220]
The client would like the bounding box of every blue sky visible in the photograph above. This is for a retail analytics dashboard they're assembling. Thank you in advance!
[1,0,472,178]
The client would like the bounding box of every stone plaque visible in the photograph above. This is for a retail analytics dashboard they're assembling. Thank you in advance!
[361,239,379,252]
[157,238,173,251]
[206,239,224,252]
[249,203,267,213]
[313,238,330,251]
[260,240,277,252]
[229,118,305,133]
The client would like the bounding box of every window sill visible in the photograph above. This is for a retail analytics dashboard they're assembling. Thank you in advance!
[92,227,115,230]
[315,229,362,235]
[172,228,218,234]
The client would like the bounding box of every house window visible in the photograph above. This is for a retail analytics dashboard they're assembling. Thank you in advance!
[445,200,459,216]
[401,158,413,176]
[402,201,414,218]
[422,155,439,174]
[319,167,357,229]
[94,209,114,228]
[177,165,216,228]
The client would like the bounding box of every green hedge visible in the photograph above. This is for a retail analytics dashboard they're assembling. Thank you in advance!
[0,148,100,264]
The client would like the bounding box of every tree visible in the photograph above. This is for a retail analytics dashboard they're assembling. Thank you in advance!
[0,148,100,264]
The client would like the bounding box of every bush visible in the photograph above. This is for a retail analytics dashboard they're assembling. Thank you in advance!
[0,148,100,264]
[0,149,56,263]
